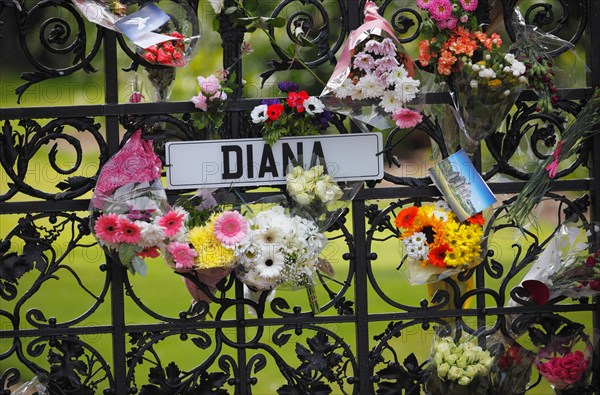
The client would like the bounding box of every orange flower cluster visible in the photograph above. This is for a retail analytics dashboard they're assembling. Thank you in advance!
[395,203,484,269]
[418,27,502,76]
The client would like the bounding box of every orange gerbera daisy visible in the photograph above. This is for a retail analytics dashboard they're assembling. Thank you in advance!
[395,206,419,229]
[428,243,452,268]
[466,213,485,225]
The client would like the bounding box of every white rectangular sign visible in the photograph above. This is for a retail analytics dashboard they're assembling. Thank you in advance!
[165,133,384,189]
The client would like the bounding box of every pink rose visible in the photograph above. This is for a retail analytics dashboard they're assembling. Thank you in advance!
[537,362,553,375]
[573,351,586,361]
[197,75,221,95]
[565,368,584,385]
[559,355,579,370]
[551,366,568,381]
[191,94,208,111]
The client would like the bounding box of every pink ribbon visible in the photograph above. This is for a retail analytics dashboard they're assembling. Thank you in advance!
[325,1,414,90]
[545,140,564,179]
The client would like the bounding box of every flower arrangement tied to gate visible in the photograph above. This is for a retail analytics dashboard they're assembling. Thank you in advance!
[395,200,484,284]
[251,82,332,145]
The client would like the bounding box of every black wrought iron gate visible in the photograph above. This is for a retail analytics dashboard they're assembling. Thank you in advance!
[1,0,600,394]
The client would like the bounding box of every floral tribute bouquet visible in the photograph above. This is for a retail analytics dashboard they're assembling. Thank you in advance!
[515,224,600,305]
[285,163,361,230]
[417,0,528,154]
[134,2,199,101]
[90,129,183,276]
[169,190,249,306]
[531,323,593,395]
[321,1,423,131]
[424,330,495,395]
[395,200,484,285]
[489,339,534,394]
[234,205,328,314]
[190,69,235,134]
[251,82,332,145]
[508,89,600,227]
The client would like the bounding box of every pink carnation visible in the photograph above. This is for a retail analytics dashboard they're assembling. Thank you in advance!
[429,0,453,21]
[167,242,197,269]
[416,0,433,10]
[392,108,423,129]
[191,94,208,111]
[213,211,248,245]
[459,0,478,12]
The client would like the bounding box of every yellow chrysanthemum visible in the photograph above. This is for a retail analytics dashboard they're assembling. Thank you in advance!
[189,223,235,269]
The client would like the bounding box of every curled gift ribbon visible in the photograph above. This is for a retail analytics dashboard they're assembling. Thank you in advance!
[545,140,564,179]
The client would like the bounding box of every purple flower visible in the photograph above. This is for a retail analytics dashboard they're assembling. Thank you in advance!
[278,81,299,92]
[315,110,333,126]
[261,98,280,105]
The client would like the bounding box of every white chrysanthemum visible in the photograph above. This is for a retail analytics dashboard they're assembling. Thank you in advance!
[350,86,366,100]
[355,74,385,99]
[434,200,450,211]
[379,90,400,113]
[432,210,448,222]
[479,68,496,79]
[138,222,165,247]
[394,78,420,104]
[406,232,427,246]
[386,65,409,85]
[303,96,325,115]
[335,78,357,99]
[511,61,527,76]
[251,105,268,123]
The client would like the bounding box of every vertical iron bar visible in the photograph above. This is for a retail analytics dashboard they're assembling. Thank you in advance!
[104,29,127,394]
[219,1,247,390]
[349,3,369,392]
[353,199,371,393]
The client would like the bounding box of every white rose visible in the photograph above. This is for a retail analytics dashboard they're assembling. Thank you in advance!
[470,80,478,89]
[456,356,467,369]
[447,366,463,381]
[437,362,450,378]
[293,191,312,206]
[457,375,472,385]
[434,352,444,366]
[315,180,343,204]
[504,53,516,63]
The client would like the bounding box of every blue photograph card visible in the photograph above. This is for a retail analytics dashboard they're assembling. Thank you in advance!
[428,150,496,221]
[115,3,170,42]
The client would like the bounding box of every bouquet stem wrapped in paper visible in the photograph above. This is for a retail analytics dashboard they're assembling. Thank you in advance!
[425,328,495,395]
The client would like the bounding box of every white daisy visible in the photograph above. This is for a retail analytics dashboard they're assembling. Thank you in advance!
[254,250,286,279]
[379,90,400,113]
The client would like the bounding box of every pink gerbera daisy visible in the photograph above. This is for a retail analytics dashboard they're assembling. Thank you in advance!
[392,108,423,129]
[429,0,453,21]
[137,246,160,259]
[213,211,248,246]
[167,242,197,269]
[116,218,142,244]
[156,210,185,238]
[459,0,478,12]
[94,213,120,244]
